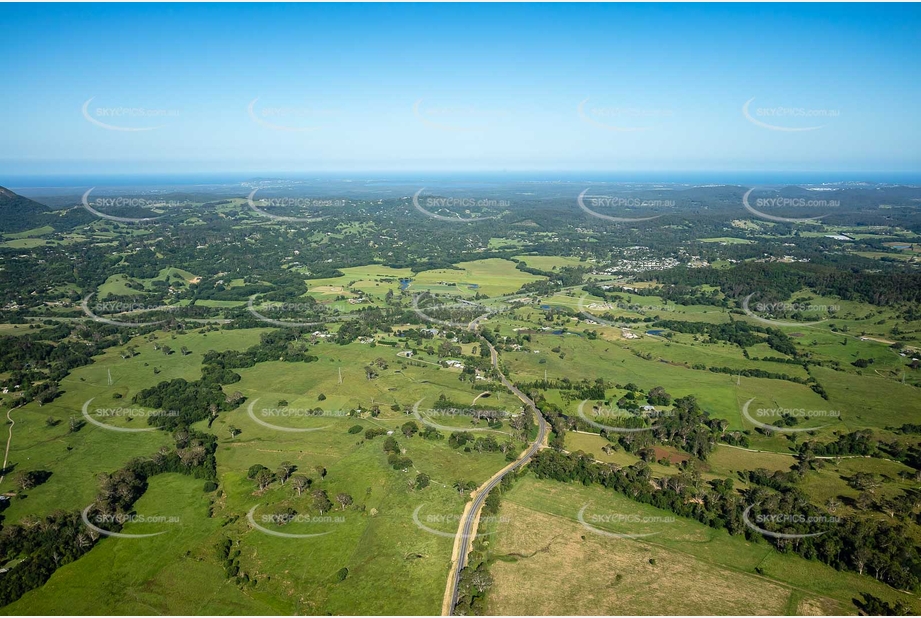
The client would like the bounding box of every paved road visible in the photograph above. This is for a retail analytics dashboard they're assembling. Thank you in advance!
[445,337,549,615]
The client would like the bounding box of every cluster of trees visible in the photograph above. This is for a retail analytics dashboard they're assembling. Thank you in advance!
[383,436,413,470]
[515,377,608,401]
[447,431,503,454]
[0,322,127,406]
[653,318,798,358]
[202,329,321,372]
[612,395,724,460]
[583,283,725,308]
[647,261,921,308]
[799,430,877,457]
[133,378,239,431]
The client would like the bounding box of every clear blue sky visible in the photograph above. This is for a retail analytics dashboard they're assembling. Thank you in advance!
[1,2,919,176]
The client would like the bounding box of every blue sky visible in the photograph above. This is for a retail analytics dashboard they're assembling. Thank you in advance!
[1,2,919,176]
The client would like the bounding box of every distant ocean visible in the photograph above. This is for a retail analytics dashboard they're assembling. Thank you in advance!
[6,170,921,196]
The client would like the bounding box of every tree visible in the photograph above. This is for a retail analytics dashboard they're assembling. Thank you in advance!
[336,492,353,510]
[228,425,240,440]
[277,461,296,484]
[453,480,476,495]
[315,465,327,480]
[415,472,430,490]
[254,468,275,491]
[383,436,400,453]
[14,471,35,491]
[312,489,333,514]
[290,475,310,496]
[401,421,419,438]
[647,386,672,406]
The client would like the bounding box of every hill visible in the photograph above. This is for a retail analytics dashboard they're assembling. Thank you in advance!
[0,186,52,233]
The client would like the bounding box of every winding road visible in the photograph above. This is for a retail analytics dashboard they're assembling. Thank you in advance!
[441,337,549,615]
[0,403,24,487]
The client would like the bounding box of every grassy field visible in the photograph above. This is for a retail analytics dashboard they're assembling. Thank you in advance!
[2,260,920,615]
[305,258,544,302]
[511,255,588,270]
[486,475,920,615]
[1,474,276,615]
[1,327,521,615]
[499,315,921,447]
[0,328,271,522]
[696,237,755,244]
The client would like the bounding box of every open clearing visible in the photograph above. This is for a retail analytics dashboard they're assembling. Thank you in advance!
[487,476,919,615]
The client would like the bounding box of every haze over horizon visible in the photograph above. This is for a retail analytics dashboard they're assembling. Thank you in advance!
[2,3,920,178]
